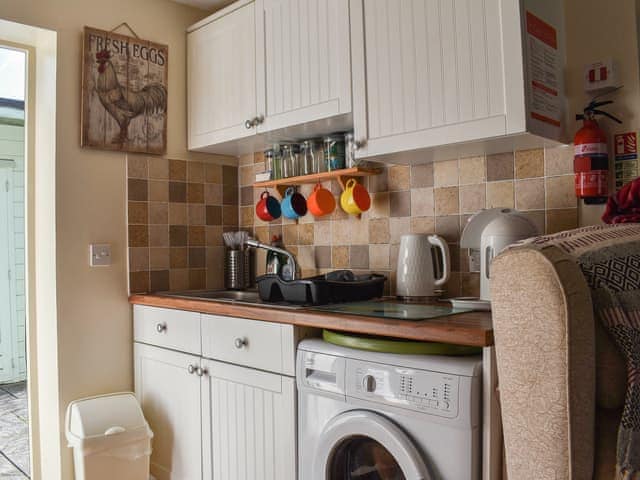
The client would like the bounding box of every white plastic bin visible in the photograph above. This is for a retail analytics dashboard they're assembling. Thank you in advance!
[65,392,153,480]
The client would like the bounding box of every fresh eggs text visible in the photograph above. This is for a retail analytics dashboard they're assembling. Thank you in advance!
[90,34,166,66]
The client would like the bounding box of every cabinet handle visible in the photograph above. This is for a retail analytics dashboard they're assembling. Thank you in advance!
[195,366,208,377]
[234,337,248,349]
[156,323,167,333]
[354,139,366,150]
[244,118,255,129]
[187,364,196,374]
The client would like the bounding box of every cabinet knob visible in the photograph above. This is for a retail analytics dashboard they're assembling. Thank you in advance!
[354,139,366,150]
[234,337,248,349]
[195,366,208,377]
[255,115,264,125]
[156,323,167,333]
[244,118,255,129]
[187,364,196,374]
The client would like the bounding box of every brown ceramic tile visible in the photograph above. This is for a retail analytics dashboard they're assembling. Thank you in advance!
[170,247,188,268]
[169,269,190,291]
[223,165,238,186]
[240,186,253,206]
[459,184,486,214]
[188,226,205,246]
[128,202,148,225]
[205,184,223,205]
[188,247,206,268]
[148,180,169,202]
[169,182,187,203]
[410,164,434,188]
[128,179,148,201]
[128,156,148,179]
[189,269,207,289]
[434,187,459,215]
[369,169,389,193]
[369,244,390,270]
[169,159,187,181]
[515,149,544,179]
[546,175,576,209]
[434,159,459,187]
[239,153,254,166]
[410,187,434,217]
[128,225,148,247]
[150,270,170,292]
[515,178,545,211]
[435,216,460,243]
[369,218,390,244]
[389,217,410,244]
[169,203,188,225]
[129,271,149,294]
[315,246,332,269]
[350,245,369,269]
[169,225,188,246]
[205,225,224,246]
[129,247,149,272]
[187,183,205,203]
[545,145,573,176]
[459,156,486,184]
[390,191,411,217]
[188,204,206,225]
[522,210,546,235]
[410,216,436,234]
[148,157,169,180]
[149,202,168,225]
[298,224,314,245]
[239,165,255,187]
[546,209,578,234]
[332,246,350,268]
[149,225,169,247]
[460,272,480,297]
[205,163,223,184]
[223,184,239,205]
[187,162,205,183]
[388,165,410,191]
[223,205,239,226]
[486,181,515,209]
[368,192,390,219]
[486,152,514,181]
[282,224,298,245]
[240,206,254,227]
[149,248,170,270]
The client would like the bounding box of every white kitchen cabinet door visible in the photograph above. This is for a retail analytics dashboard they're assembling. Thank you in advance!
[134,343,203,480]
[188,0,257,150]
[255,0,352,133]
[202,359,296,480]
[350,0,526,159]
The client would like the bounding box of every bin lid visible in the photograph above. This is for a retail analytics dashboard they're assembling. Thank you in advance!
[66,392,147,439]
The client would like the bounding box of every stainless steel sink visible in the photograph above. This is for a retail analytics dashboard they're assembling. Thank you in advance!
[158,289,302,309]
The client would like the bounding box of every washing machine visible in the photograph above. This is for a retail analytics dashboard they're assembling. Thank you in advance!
[297,339,482,480]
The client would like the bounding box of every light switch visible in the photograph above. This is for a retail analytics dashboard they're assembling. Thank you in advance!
[90,244,112,267]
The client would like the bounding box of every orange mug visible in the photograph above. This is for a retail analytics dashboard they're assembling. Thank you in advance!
[340,179,371,214]
[307,183,336,217]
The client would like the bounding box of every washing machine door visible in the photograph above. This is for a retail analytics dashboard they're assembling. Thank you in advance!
[313,410,432,480]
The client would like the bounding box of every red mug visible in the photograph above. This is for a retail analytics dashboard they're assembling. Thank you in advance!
[255,191,281,221]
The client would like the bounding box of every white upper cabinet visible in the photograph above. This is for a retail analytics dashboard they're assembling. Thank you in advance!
[188,0,257,150]
[350,0,566,161]
[255,0,352,133]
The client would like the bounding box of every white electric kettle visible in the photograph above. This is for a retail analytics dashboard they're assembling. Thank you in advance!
[396,234,450,299]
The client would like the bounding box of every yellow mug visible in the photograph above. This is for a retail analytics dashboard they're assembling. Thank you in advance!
[340,179,371,215]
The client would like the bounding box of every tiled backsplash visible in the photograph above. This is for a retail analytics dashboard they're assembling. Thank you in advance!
[238,146,577,297]
[127,156,238,294]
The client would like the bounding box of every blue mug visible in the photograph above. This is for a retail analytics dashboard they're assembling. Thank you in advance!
[281,187,307,219]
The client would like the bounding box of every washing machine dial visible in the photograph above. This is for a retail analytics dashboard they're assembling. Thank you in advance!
[362,375,377,393]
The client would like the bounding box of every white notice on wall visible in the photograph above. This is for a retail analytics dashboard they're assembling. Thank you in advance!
[525,11,561,131]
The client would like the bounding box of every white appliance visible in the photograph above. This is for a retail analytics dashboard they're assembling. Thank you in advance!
[396,234,450,299]
[297,339,482,480]
[460,208,538,301]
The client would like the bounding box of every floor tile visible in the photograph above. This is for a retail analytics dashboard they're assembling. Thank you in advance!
[0,382,29,478]
[0,453,27,478]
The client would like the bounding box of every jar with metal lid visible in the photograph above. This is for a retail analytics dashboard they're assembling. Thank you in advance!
[299,140,316,175]
[344,132,359,168]
[324,134,346,171]
[264,149,275,179]
[281,144,300,178]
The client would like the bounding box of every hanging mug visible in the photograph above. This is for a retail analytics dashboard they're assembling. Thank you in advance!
[256,191,281,221]
[281,187,308,219]
[307,183,336,217]
[340,179,371,215]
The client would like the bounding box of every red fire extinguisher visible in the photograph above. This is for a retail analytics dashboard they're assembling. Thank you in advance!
[574,99,622,203]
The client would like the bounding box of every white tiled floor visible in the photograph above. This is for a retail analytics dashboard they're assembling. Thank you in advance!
[0,382,30,479]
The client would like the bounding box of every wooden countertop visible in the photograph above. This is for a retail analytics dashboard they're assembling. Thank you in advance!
[129,294,493,347]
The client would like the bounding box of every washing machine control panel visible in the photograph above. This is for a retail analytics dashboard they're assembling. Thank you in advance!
[347,360,460,418]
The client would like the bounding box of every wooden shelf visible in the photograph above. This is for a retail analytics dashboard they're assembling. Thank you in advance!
[253,167,382,196]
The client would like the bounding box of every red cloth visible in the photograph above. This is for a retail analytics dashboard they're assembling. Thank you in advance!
[602,178,640,224]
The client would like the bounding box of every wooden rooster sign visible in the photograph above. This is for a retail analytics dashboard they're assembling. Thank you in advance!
[81,26,168,154]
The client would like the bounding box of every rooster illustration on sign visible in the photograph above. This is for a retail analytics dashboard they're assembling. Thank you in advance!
[94,48,167,146]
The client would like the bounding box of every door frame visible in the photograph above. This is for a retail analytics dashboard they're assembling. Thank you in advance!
[0,162,17,383]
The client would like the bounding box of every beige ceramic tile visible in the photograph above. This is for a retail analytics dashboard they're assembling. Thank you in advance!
[205,225,224,246]
[546,208,578,234]
[369,192,390,219]
[204,163,222,184]
[148,225,169,247]
[297,246,315,269]
[460,272,480,297]
[350,218,369,244]
[298,224,314,245]
[239,153,255,166]
[410,164,434,188]
[459,184,486,214]
[434,159,459,187]
[545,145,573,176]
[545,175,576,209]
[239,165,255,187]
[435,216,460,242]
[128,156,148,179]
[332,246,350,268]
[389,217,410,244]
[240,206,254,227]
[486,181,515,209]
[148,157,169,180]
[148,180,169,202]
[434,187,459,215]
[369,244,390,270]
[369,169,389,193]
[410,216,436,234]
[486,152,514,181]
[205,184,223,206]
[515,149,544,179]
[369,218,390,244]
[149,202,168,225]
[187,162,205,183]
[332,220,351,245]
[459,156,486,185]
[169,269,190,291]
[314,221,332,246]
[169,203,188,225]
[515,178,545,211]
[149,248,170,270]
[410,187,434,217]
[388,165,410,191]
[283,224,298,245]
[188,204,205,225]
[129,247,149,272]
[522,210,546,235]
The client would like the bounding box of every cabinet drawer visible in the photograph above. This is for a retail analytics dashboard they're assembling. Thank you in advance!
[133,305,201,355]
[201,314,294,375]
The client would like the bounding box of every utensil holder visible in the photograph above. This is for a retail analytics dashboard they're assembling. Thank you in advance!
[225,249,251,290]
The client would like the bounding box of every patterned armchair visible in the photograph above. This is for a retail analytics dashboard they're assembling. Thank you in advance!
[491,225,636,479]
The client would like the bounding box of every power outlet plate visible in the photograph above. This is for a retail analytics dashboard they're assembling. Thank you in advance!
[90,244,112,267]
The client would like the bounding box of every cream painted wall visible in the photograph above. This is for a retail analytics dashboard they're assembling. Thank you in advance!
[0,1,216,478]
[565,0,640,225]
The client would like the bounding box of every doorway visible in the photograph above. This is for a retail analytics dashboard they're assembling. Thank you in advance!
[0,45,30,479]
